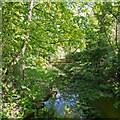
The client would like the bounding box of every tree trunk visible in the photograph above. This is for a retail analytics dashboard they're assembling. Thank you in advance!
[3,0,34,77]
[22,0,34,80]
[117,5,120,44]
[117,4,120,81]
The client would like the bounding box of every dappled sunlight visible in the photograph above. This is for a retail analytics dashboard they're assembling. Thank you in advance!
[2,1,120,119]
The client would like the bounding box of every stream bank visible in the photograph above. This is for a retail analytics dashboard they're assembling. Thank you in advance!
[23,65,120,119]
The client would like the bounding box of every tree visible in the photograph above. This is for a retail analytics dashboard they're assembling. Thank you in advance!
[2,2,86,77]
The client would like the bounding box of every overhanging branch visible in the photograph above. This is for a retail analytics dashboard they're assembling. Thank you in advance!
[104,30,116,54]
[29,35,60,44]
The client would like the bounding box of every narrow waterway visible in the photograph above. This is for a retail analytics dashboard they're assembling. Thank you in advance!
[40,66,84,119]
[44,91,84,119]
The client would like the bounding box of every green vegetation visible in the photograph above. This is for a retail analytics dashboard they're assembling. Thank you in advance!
[59,46,120,119]
[2,65,58,119]
[1,1,120,119]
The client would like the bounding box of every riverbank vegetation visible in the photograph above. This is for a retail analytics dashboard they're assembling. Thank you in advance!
[2,1,120,119]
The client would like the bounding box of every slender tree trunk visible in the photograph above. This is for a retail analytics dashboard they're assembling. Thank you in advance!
[117,5,120,44]
[117,5,120,81]
[23,0,34,80]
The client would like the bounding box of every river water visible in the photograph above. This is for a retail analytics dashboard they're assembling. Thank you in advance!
[44,91,84,119]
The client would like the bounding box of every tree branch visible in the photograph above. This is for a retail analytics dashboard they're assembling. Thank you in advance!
[29,35,61,44]
[106,3,117,19]
[3,0,34,76]
[33,6,54,18]
[108,10,117,19]
[104,30,116,54]
[115,19,120,50]
[33,2,41,8]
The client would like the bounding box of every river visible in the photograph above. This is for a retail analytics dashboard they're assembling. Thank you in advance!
[44,91,84,119]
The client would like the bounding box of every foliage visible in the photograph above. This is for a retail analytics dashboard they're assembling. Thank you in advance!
[58,45,119,118]
[2,1,120,119]
[2,2,91,74]
[57,2,120,118]
[2,66,58,119]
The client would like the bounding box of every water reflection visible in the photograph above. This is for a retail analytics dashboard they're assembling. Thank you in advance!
[44,92,83,119]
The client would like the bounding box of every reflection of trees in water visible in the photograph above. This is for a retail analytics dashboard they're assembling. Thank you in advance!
[44,91,83,119]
